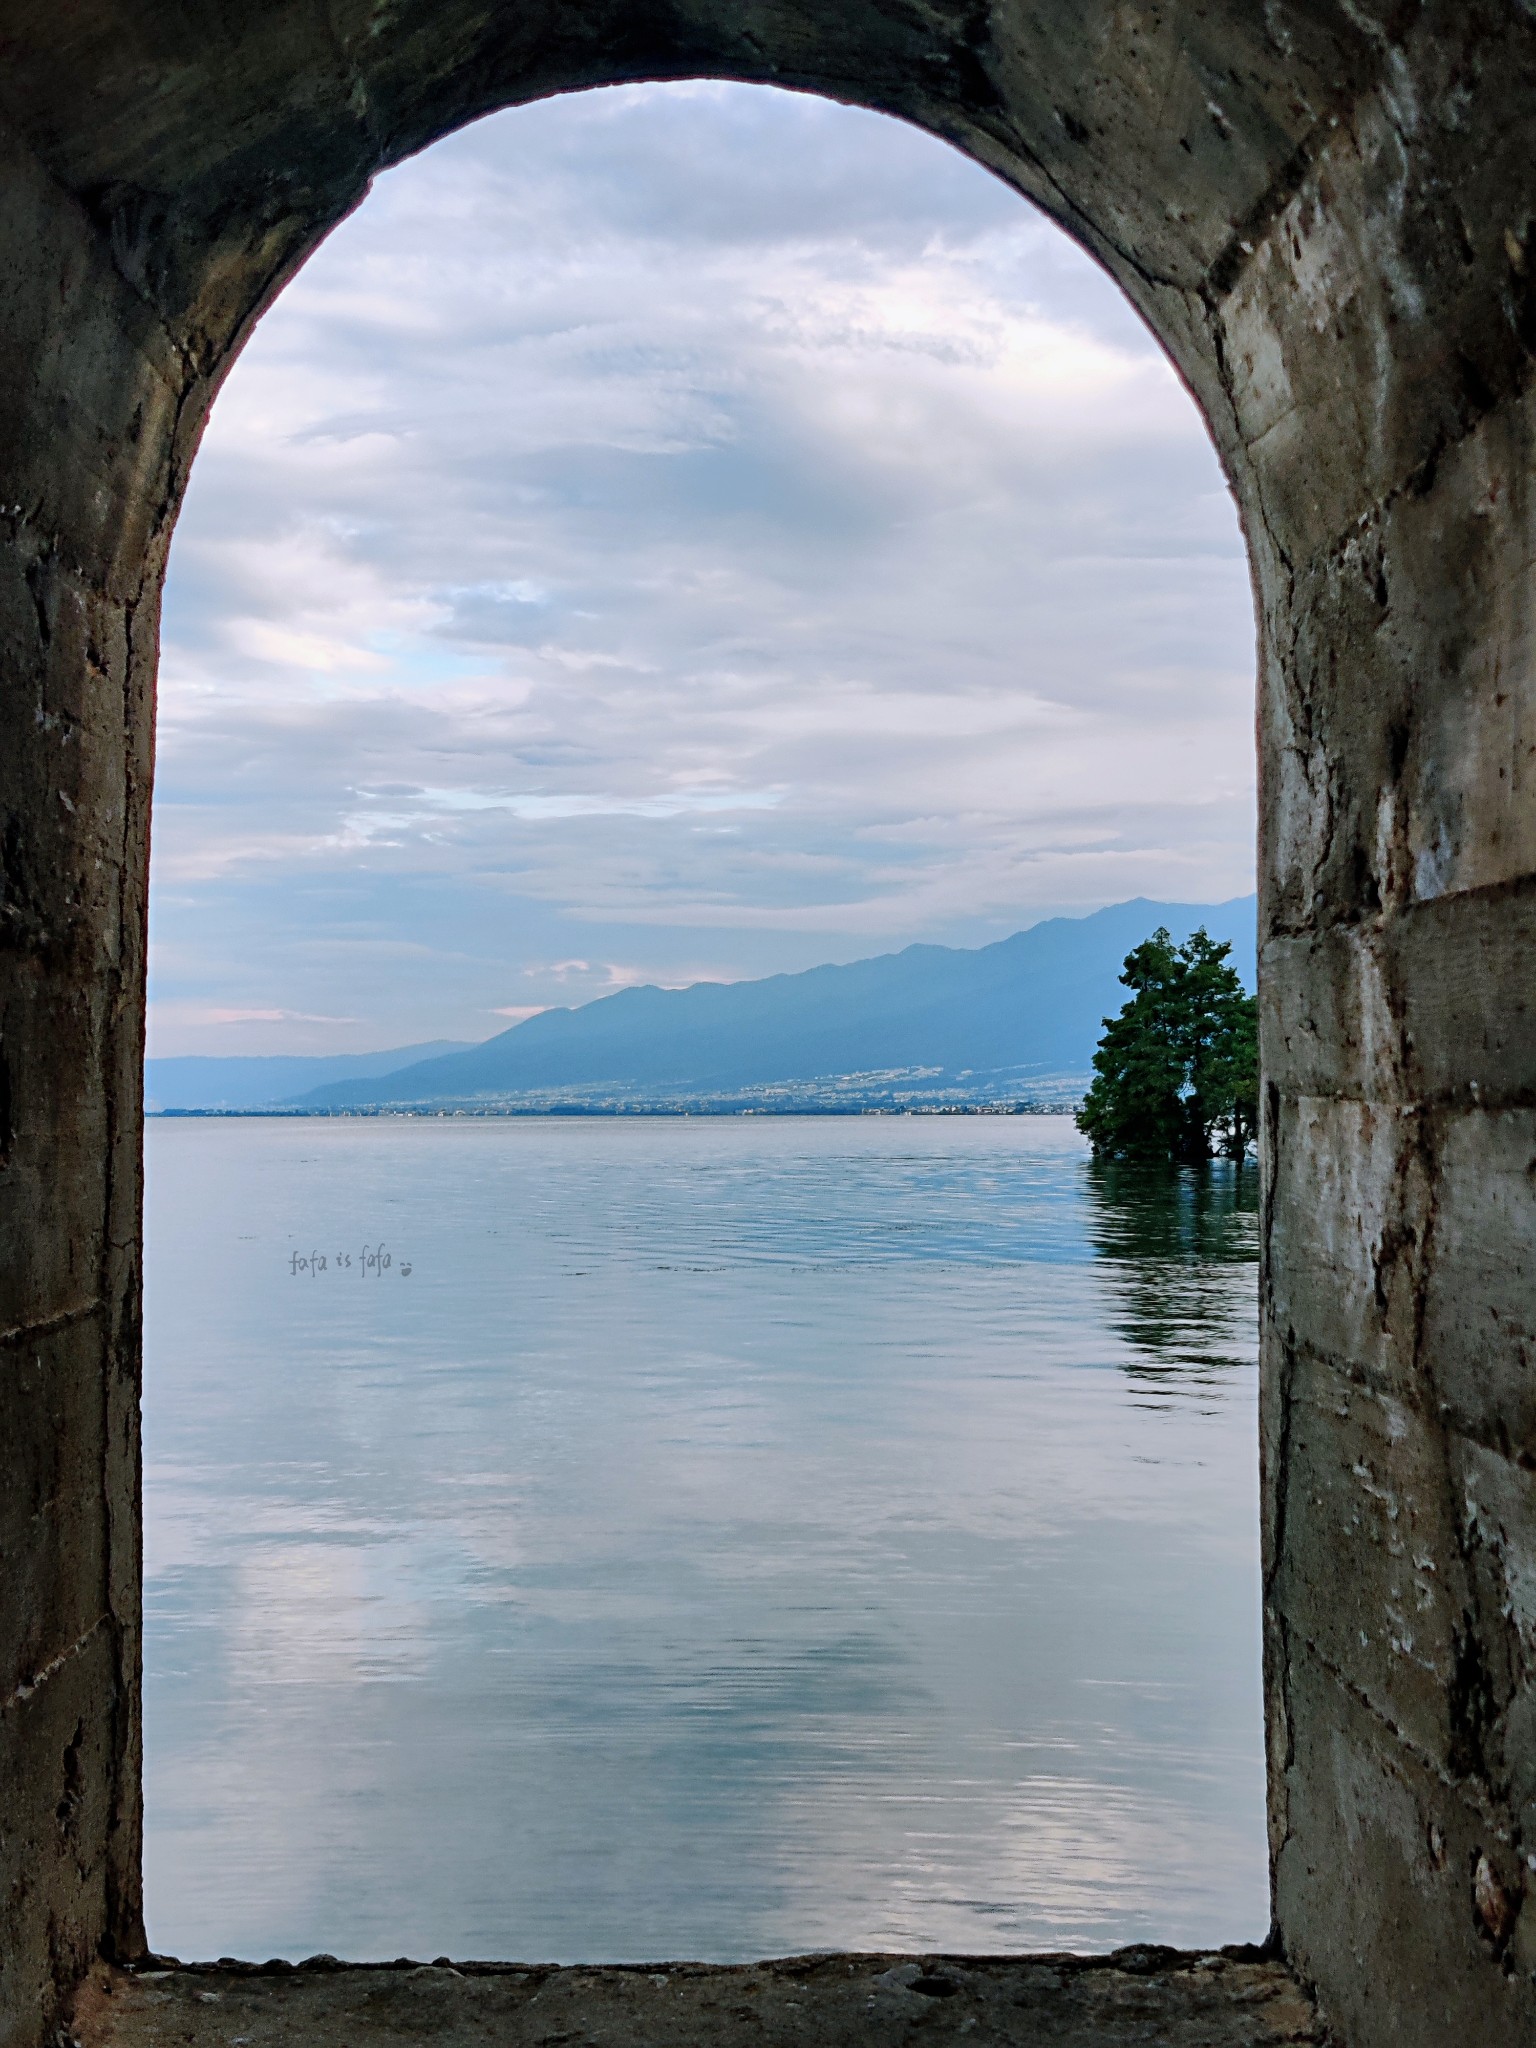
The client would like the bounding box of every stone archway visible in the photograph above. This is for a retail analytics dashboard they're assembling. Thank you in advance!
[2,9,1534,2048]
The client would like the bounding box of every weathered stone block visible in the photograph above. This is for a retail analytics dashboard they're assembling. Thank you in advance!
[1276,1644,1534,2048]
[1271,1340,1469,1774]
[0,1314,111,1700]
[1421,1108,1536,1451]
[1456,1439,1536,1836]
[1372,396,1536,908]
[1219,29,1536,569]
[0,124,184,603]
[1261,887,1536,1111]
[1388,889,1536,1109]
[1265,1094,1431,1391]
[0,1626,122,2048]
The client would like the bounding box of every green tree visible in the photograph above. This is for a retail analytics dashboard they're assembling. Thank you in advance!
[1076,926,1258,1163]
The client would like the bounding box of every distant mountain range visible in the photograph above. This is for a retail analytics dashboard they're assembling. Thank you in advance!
[144,1042,470,1113]
[146,896,1254,1115]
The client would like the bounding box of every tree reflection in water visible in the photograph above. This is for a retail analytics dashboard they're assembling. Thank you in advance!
[1085,1158,1259,1400]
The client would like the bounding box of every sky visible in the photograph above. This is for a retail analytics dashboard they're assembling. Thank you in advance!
[149,81,1256,1059]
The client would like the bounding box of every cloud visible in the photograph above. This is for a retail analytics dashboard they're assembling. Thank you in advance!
[156,1007,361,1030]
[150,82,1254,1057]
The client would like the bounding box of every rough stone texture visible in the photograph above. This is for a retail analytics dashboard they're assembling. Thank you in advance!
[70,1954,1325,2048]
[3,8,1536,2048]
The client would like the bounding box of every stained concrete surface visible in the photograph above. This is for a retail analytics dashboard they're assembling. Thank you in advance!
[72,1953,1326,2048]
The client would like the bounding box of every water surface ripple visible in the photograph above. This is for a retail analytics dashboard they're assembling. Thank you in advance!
[143,1116,1265,1962]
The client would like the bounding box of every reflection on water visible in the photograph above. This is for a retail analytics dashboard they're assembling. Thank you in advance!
[1086,1160,1260,1392]
[143,1116,1265,1965]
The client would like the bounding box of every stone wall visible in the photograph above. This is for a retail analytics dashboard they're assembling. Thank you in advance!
[0,7,1533,2047]
[0,111,172,2045]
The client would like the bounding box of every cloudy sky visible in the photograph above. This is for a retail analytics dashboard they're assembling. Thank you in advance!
[149,82,1256,1058]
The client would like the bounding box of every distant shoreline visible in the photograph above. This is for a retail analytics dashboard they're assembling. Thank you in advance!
[147,1099,1081,1121]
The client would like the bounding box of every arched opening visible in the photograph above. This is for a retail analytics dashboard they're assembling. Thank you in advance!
[7,11,1535,2048]
[141,81,1264,1965]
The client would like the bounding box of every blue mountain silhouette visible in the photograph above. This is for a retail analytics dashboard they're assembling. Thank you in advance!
[290,895,1255,1110]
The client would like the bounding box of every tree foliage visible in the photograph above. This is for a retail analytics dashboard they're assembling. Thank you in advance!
[1075,926,1258,1163]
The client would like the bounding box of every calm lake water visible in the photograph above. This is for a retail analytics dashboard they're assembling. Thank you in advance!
[142,1115,1266,1963]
